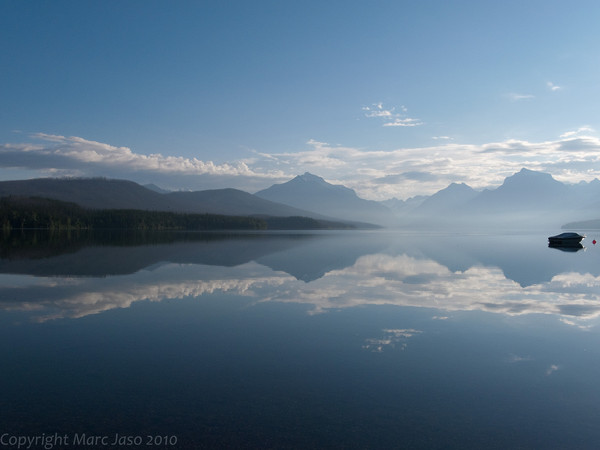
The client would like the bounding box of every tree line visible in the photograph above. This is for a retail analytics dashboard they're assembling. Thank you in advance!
[0,196,355,231]
[0,196,266,231]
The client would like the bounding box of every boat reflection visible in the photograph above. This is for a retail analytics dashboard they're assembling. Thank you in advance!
[549,242,585,252]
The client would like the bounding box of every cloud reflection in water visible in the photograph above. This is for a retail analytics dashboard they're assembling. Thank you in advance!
[1,232,600,326]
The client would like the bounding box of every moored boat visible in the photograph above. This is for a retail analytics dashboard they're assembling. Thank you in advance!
[548,232,585,247]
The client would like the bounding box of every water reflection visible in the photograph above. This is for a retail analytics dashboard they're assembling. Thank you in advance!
[4,230,600,449]
[1,230,600,326]
[549,242,585,252]
[363,328,422,352]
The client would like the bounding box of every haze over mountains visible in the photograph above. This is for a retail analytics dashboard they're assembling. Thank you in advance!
[1,168,599,229]
[255,172,398,226]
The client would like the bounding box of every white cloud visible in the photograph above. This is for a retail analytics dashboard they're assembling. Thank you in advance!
[3,131,600,200]
[0,133,286,191]
[363,102,422,127]
[259,135,600,200]
[362,102,395,118]
[383,117,423,127]
[547,81,561,91]
[559,126,595,139]
[28,133,251,175]
[508,93,535,101]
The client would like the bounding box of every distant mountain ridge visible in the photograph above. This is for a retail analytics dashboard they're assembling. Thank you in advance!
[144,183,171,194]
[400,168,600,228]
[467,168,570,211]
[0,178,330,221]
[0,178,169,210]
[415,182,478,214]
[2,168,600,230]
[255,172,398,225]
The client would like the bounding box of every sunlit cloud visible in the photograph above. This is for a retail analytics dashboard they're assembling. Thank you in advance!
[0,133,285,191]
[27,133,254,175]
[259,135,600,200]
[362,102,397,118]
[546,364,560,376]
[383,117,423,127]
[3,131,600,201]
[363,102,423,127]
[559,126,595,139]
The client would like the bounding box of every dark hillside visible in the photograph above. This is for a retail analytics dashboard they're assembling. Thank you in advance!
[0,178,176,210]
[0,178,332,219]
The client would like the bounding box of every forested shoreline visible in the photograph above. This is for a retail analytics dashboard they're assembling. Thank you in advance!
[0,196,354,231]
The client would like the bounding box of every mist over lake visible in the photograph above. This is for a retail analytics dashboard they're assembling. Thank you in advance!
[2,229,600,448]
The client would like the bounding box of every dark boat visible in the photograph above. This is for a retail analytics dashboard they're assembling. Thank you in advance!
[548,232,585,247]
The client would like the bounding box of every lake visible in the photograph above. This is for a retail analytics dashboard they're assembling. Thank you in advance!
[1,229,600,449]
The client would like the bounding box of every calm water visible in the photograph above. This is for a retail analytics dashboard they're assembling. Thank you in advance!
[1,230,600,449]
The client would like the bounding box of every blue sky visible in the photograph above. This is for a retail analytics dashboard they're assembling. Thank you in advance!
[2,0,600,199]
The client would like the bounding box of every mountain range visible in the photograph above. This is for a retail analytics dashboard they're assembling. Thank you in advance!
[1,168,599,229]
[0,177,320,218]
[255,172,398,226]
